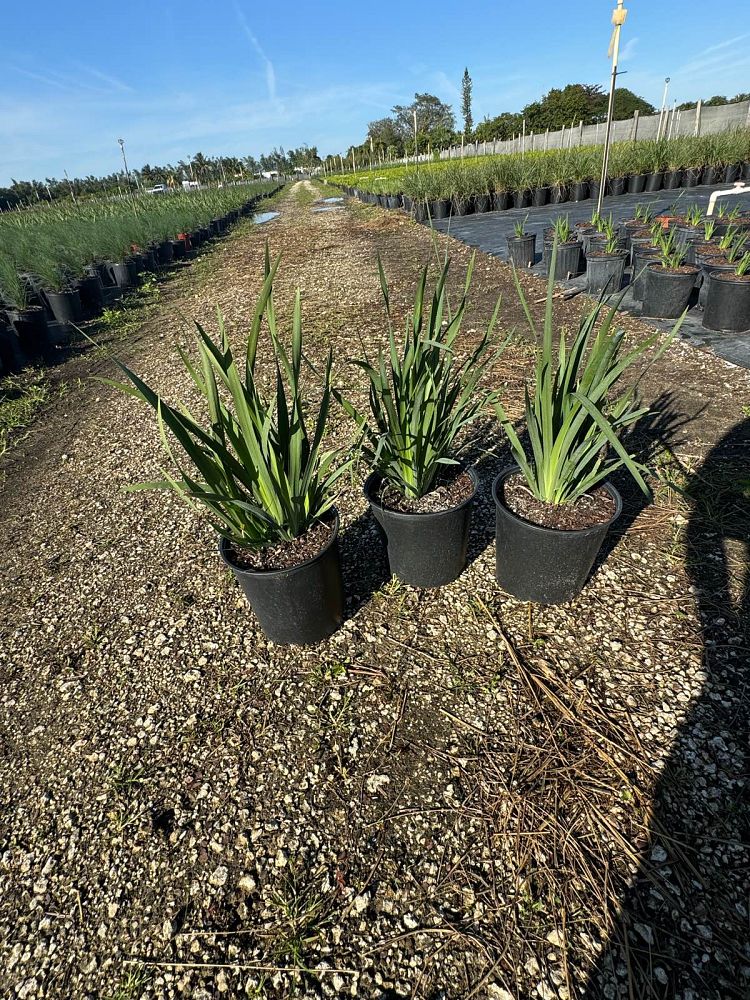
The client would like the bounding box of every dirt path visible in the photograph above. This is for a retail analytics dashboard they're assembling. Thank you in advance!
[1,184,748,999]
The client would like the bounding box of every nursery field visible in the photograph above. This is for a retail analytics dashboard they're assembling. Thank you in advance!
[1,182,749,1000]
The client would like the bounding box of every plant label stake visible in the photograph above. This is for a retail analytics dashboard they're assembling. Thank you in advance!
[597,0,628,217]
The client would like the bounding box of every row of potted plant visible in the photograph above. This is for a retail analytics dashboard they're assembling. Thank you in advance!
[109,242,676,645]
[0,184,281,377]
[328,129,750,218]
[526,201,750,332]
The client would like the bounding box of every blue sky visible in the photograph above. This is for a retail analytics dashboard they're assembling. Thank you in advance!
[2,0,749,185]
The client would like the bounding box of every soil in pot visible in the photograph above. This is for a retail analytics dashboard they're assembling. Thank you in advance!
[586,251,628,295]
[219,513,344,645]
[506,233,537,268]
[642,263,698,318]
[365,468,477,588]
[493,468,622,605]
[703,273,750,332]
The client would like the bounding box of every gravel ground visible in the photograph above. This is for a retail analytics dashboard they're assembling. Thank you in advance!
[1,181,749,1000]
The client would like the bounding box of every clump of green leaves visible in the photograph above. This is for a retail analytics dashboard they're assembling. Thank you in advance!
[339,254,502,499]
[553,215,573,244]
[108,250,348,548]
[496,240,676,505]
[513,215,529,238]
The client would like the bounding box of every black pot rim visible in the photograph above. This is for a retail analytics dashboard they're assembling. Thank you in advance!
[364,467,478,521]
[707,271,750,284]
[588,250,628,260]
[646,262,699,277]
[218,510,340,578]
[492,466,623,538]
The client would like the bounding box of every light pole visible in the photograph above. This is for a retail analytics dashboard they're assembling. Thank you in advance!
[596,0,628,217]
[117,138,132,191]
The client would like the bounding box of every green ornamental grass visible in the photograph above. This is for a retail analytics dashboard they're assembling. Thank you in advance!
[106,249,348,548]
[339,253,503,499]
[496,240,677,506]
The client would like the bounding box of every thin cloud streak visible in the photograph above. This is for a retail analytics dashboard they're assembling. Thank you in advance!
[233,3,277,102]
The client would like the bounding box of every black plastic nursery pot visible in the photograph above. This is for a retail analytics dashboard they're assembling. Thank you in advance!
[78,274,104,317]
[586,251,628,295]
[513,189,531,209]
[724,163,741,183]
[645,172,664,192]
[492,467,623,605]
[683,167,703,188]
[630,250,661,301]
[492,191,511,211]
[703,273,750,333]
[402,195,413,212]
[386,194,402,210]
[663,169,683,190]
[453,198,473,217]
[549,185,568,204]
[545,241,583,280]
[171,239,186,261]
[9,307,49,359]
[703,165,724,186]
[698,260,735,306]
[430,199,451,220]
[106,260,136,288]
[627,173,647,194]
[608,176,628,197]
[413,201,428,223]
[157,240,174,265]
[0,320,23,373]
[45,288,83,326]
[219,514,344,645]
[642,264,698,318]
[531,186,550,207]
[364,469,478,588]
[570,181,590,202]
[474,194,491,214]
[506,233,537,268]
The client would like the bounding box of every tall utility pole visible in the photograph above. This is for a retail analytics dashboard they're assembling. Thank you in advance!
[118,138,132,191]
[596,0,628,217]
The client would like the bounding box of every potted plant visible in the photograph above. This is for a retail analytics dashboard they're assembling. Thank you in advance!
[543,215,582,279]
[340,255,501,588]
[586,223,628,296]
[507,216,536,268]
[107,251,348,645]
[642,232,698,318]
[703,251,750,333]
[492,243,674,604]
[0,256,50,360]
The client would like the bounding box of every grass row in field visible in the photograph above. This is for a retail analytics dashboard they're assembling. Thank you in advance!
[327,131,750,201]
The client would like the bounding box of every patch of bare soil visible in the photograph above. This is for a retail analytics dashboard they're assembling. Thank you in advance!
[0,184,748,1000]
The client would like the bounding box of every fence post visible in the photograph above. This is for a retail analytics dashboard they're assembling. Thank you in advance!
[631,110,639,141]
[578,119,584,145]
[694,99,702,137]
[545,128,549,151]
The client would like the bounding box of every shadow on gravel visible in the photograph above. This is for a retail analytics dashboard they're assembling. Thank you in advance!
[582,417,750,999]
[339,510,391,619]
[595,391,696,570]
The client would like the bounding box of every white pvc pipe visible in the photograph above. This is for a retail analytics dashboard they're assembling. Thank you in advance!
[706,182,749,216]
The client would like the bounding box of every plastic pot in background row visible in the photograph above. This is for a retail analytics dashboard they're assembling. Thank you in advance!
[531,186,550,207]
[608,176,628,197]
[8,307,50,360]
[586,251,628,295]
[474,194,491,214]
[44,288,83,326]
[645,172,664,192]
[703,273,750,332]
[157,240,174,265]
[698,260,735,306]
[78,273,105,318]
[683,167,703,188]
[550,185,568,204]
[627,173,647,194]
[642,263,698,318]
[429,199,450,220]
[365,470,478,588]
[663,170,683,190]
[513,189,531,209]
[544,240,583,280]
[506,233,537,268]
[219,514,344,645]
[493,467,623,605]
[492,191,511,211]
[570,181,590,202]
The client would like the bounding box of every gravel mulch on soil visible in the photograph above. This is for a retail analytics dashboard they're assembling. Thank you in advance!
[1,181,749,1000]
